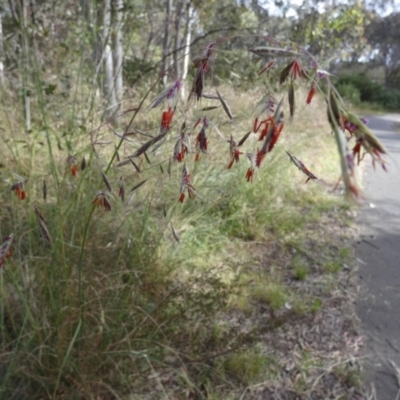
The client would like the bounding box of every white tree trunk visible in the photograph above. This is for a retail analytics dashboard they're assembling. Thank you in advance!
[173,0,184,80]
[181,4,192,99]
[103,0,117,118]
[104,44,117,116]
[0,12,5,85]
[113,0,124,107]
[161,0,173,85]
[22,0,31,131]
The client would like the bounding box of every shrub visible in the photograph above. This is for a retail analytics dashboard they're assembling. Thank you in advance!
[335,73,384,103]
[336,82,361,105]
[336,73,400,110]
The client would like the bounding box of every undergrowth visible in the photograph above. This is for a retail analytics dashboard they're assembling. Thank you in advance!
[0,36,370,399]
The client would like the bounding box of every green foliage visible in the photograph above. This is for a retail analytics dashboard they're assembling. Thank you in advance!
[212,50,260,89]
[387,66,400,87]
[336,82,361,105]
[336,73,400,110]
[291,2,370,61]
[124,57,157,86]
[336,73,383,102]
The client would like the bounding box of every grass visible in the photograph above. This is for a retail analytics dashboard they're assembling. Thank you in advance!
[0,55,365,398]
[222,348,273,385]
[292,255,310,281]
[324,260,342,274]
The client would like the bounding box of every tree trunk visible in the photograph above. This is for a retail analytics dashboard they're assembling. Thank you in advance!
[181,3,192,99]
[112,0,124,108]
[173,0,184,80]
[161,0,173,85]
[104,44,117,117]
[102,0,117,119]
[80,0,91,21]
[0,12,5,85]
[21,0,31,132]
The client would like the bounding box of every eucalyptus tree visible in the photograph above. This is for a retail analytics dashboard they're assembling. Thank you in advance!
[365,11,400,86]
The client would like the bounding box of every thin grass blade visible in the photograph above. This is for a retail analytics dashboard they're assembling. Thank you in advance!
[215,89,233,120]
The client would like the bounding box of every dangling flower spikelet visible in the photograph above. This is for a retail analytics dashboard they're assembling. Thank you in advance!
[11,182,26,200]
[92,191,112,211]
[0,234,13,268]
[67,155,78,177]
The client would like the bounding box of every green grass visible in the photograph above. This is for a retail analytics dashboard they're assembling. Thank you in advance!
[252,281,288,309]
[221,348,274,385]
[294,264,309,281]
[292,255,310,281]
[324,260,342,274]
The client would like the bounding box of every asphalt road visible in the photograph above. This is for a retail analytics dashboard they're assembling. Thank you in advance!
[356,114,400,400]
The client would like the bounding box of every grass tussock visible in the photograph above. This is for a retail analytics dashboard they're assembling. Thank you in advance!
[0,77,363,399]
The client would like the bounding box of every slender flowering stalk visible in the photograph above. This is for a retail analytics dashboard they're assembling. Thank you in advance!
[81,156,87,171]
[257,118,272,141]
[247,102,285,174]
[43,180,47,202]
[327,90,344,130]
[227,137,243,169]
[352,139,364,165]
[253,118,259,133]
[190,42,216,100]
[328,93,362,199]
[34,206,52,244]
[149,79,181,110]
[67,155,78,176]
[192,41,215,74]
[285,151,318,183]
[161,106,174,133]
[343,117,362,136]
[258,114,284,145]
[259,100,284,154]
[0,234,13,268]
[258,60,276,75]
[149,80,181,134]
[194,117,209,161]
[344,112,386,170]
[290,59,304,80]
[195,129,207,161]
[305,68,330,105]
[280,59,304,84]
[215,90,233,120]
[118,177,125,201]
[288,82,295,118]
[179,165,196,202]
[11,182,26,200]
[246,152,256,182]
[256,148,267,168]
[173,130,189,162]
[306,85,316,104]
[251,94,276,130]
[267,112,284,152]
[101,172,113,192]
[92,191,112,211]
